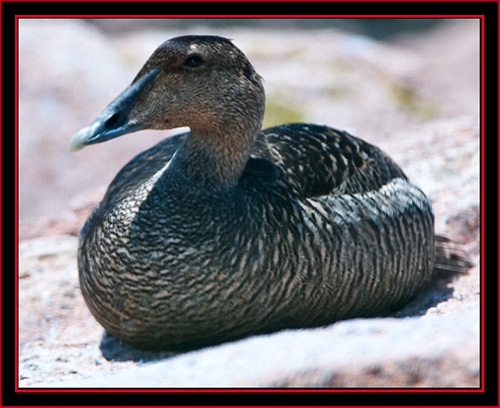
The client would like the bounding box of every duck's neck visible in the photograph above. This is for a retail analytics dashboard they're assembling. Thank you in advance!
[166,119,261,190]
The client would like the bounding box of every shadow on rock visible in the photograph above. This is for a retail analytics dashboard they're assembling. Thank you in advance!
[392,275,456,318]
[99,332,180,362]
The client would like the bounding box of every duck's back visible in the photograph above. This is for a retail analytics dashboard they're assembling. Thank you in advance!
[253,123,407,197]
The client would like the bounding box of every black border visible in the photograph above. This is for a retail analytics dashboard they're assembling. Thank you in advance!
[5,1,498,407]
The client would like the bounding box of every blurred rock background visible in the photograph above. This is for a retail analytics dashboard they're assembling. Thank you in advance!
[18,18,480,388]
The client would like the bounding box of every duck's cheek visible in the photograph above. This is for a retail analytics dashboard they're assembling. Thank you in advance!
[148,117,175,130]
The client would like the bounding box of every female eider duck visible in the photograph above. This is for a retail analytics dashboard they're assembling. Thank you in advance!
[70,35,435,351]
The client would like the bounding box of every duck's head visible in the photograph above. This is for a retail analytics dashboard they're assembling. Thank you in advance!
[70,35,265,151]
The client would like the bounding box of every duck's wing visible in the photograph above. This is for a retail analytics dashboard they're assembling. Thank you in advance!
[252,123,407,198]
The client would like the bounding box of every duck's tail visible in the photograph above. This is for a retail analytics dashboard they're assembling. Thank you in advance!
[433,235,474,278]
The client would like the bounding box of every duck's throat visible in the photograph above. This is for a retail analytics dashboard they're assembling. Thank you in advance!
[165,128,257,189]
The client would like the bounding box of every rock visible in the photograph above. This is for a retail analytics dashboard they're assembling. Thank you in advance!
[31,304,479,388]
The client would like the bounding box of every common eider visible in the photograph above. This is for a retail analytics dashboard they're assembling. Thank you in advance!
[70,35,436,351]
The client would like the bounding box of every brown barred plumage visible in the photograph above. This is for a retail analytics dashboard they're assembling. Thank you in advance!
[71,36,438,350]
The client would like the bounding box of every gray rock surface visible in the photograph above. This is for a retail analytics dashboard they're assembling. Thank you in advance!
[18,18,480,388]
[40,302,481,388]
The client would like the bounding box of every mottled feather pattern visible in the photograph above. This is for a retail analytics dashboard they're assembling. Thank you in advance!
[79,124,434,349]
[73,36,438,350]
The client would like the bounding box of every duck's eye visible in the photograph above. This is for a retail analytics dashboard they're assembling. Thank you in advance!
[184,55,204,68]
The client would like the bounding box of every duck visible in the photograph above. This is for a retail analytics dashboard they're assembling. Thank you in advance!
[70,35,436,351]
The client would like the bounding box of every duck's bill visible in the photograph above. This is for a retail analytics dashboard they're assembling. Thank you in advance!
[69,115,147,152]
[69,67,161,152]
